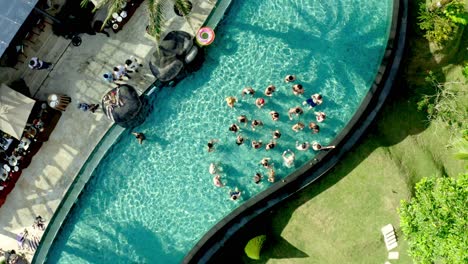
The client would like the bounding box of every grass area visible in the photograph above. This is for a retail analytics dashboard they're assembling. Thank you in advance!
[225,1,468,264]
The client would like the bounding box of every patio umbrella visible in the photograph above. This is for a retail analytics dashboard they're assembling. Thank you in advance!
[0,83,36,139]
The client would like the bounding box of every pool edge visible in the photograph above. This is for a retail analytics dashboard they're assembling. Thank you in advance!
[182,0,408,262]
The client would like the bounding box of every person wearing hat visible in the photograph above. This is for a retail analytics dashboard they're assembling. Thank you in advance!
[28,57,52,70]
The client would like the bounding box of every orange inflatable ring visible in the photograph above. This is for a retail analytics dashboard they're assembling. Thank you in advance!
[196,27,215,46]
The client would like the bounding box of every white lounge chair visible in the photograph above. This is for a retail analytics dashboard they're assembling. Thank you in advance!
[381,224,398,251]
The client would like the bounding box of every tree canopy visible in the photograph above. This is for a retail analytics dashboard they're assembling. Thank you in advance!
[399,174,468,264]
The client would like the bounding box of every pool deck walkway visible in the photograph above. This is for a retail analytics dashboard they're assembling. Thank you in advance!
[0,1,215,261]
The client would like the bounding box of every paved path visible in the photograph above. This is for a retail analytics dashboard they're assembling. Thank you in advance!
[0,1,215,261]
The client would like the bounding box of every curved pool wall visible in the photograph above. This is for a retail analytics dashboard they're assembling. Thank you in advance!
[31,86,161,264]
[183,0,408,262]
[32,0,401,263]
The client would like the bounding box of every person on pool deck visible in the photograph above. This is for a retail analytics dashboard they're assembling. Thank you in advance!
[237,115,248,125]
[255,98,265,109]
[284,74,296,83]
[260,158,272,169]
[252,140,263,149]
[315,111,326,122]
[292,122,305,132]
[292,84,304,95]
[229,124,240,133]
[251,119,263,130]
[282,149,295,168]
[303,93,323,109]
[236,135,244,145]
[132,132,145,144]
[226,96,237,108]
[312,142,336,151]
[288,106,303,120]
[207,139,218,152]
[309,122,320,133]
[273,129,281,139]
[269,111,280,121]
[296,141,310,151]
[213,175,224,187]
[241,87,255,97]
[229,187,242,201]
[265,141,276,150]
[264,85,276,96]
[253,172,263,184]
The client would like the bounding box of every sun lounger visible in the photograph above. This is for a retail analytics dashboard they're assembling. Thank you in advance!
[381,224,398,251]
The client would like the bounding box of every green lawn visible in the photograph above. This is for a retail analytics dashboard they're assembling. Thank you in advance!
[236,2,468,264]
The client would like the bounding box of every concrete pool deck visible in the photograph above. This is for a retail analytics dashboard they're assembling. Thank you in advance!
[0,1,215,261]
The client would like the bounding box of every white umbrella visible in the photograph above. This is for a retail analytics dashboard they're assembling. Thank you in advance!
[0,83,36,139]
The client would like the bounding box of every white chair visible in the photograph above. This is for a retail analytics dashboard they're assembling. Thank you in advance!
[381,224,398,251]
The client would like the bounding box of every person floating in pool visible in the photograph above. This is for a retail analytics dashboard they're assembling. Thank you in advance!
[292,122,305,132]
[284,74,296,83]
[132,132,145,145]
[253,172,263,184]
[273,129,281,139]
[225,96,237,108]
[236,135,245,146]
[267,168,276,183]
[241,87,255,97]
[264,85,276,97]
[292,84,304,95]
[312,142,335,151]
[209,163,218,175]
[255,98,265,109]
[265,141,276,150]
[296,141,310,151]
[229,124,240,133]
[303,93,323,109]
[213,175,224,187]
[315,111,326,122]
[288,106,303,120]
[251,119,263,131]
[309,122,320,133]
[260,158,272,169]
[207,139,218,152]
[237,115,248,126]
[229,187,242,201]
[282,149,295,168]
[252,140,263,149]
[269,111,280,121]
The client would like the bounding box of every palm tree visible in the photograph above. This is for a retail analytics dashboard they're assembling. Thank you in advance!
[148,0,193,41]
[81,0,193,43]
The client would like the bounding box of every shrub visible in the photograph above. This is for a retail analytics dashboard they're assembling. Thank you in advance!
[418,0,467,45]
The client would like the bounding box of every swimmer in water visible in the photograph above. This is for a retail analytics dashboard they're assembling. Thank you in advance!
[282,149,295,168]
[273,130,281,139]
[264,85,276,97]
[288,107,303,120]
[213,175,224,187]
[229,187,242,201]
[207,139,218,152]
[241,87,255,97]
[260,158,272,169]
[269,111,280,121]
[284,74,296,83]
[209,163,218,175]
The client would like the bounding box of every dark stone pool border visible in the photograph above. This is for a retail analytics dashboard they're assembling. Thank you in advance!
[182,0,408,262]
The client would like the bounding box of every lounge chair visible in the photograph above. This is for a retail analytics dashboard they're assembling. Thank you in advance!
[381,224,398,251]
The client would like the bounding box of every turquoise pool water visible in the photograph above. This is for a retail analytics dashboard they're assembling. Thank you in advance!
[47,0,393,263]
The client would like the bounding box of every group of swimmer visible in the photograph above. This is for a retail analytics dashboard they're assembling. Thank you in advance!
[210,75,335,201]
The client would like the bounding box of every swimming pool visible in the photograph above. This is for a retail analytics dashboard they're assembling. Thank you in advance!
[46,0,393,263]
